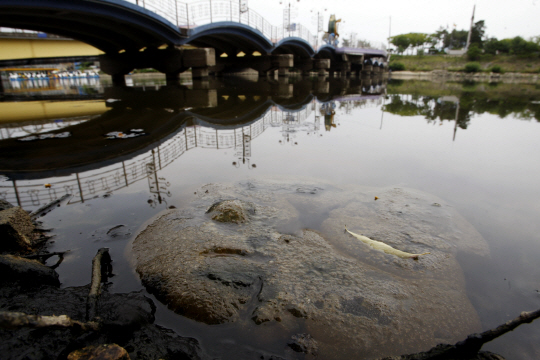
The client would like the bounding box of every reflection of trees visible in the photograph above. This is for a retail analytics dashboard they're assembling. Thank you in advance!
[383,92,540,127]
[383,95,433,117]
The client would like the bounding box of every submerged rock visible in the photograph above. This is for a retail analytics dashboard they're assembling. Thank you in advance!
[206,199,255,224]
[131,179,489,359]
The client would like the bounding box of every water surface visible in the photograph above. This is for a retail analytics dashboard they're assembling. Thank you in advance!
[1,75,539,359]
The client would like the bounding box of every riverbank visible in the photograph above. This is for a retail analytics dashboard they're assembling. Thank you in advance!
[389,54,540,74]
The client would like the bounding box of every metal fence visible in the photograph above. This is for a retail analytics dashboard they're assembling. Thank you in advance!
[124,0,382,51]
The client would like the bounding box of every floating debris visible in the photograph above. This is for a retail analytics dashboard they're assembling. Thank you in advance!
[345,225,430,260]
[374,196,379,200]
[105,130,146,139]
[18,132,71,142]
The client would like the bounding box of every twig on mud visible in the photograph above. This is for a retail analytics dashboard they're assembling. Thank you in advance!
[24,251,70,269]
[86,248,112,322]
[24,251,70,261]
[455,308,540,354]
[383,307,540,359]
[0,311,100,332]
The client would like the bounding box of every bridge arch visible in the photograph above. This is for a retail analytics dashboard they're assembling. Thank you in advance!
[182,22,274,56]
[273,38,315,58]
[0,0,183,53]
[315,45,338,60]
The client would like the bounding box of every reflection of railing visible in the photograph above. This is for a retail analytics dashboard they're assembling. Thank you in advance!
[124,0,383,51]
[0,104,310,210]
[0,117,90,140]
[0,97,371,210]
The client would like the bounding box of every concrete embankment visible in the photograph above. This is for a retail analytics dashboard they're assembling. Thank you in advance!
[391,70,540,83]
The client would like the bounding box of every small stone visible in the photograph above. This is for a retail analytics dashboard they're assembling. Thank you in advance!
[67,344,130,360]
[206,200,253,224]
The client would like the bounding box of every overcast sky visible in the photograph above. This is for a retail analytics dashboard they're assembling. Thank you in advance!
[249,0,539,46]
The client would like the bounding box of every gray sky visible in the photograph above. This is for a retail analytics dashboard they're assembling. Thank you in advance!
[250,0,539,46]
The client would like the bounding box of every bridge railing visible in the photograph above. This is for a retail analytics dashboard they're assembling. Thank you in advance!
[122,0,387,53]
[125,0,319,49]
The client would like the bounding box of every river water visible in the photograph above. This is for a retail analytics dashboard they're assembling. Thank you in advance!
[1,74,539,359]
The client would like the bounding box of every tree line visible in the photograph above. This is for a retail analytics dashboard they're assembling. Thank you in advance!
[389,21,540,56]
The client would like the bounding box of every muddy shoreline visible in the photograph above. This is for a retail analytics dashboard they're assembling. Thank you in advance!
[0,182,533,359]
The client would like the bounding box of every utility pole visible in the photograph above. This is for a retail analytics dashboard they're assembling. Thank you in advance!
[388,16,391,50]
[465,5,475,50]
[288,3,291,37]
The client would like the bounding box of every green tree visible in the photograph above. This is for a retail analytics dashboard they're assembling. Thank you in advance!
[407,33,429,53]
[444,29,468,49]
[470,20,486,47]
[430,27,449,51]
[390,34,411,54]
[510,36,539,54]
[483,37,501,54]
[467,44,482,60]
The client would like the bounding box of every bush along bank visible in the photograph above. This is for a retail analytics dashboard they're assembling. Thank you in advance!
[388,54,540,75]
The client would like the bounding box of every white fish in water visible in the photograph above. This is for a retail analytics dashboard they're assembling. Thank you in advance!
[345,226,430,260]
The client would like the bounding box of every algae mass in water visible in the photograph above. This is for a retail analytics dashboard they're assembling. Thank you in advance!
[132,179,489,359]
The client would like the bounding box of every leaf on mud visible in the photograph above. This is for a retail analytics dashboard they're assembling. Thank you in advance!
[345,225,430,260]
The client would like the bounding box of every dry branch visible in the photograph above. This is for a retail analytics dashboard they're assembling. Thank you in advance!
[455,308,540,354]
[86,248,111,321]
[384,307,540,359]
[0,311,99,332]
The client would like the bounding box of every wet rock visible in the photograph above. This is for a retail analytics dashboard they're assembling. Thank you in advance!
[132,179,489,359]
[0,206,35,252]
[0,199,14,211]
[67,344,130,360]
[206,199,255,224]
[99,291,155,337]
[287,333,318,356]
[0,254,60,287]
[0,284,208,360]
[123,324,207,360]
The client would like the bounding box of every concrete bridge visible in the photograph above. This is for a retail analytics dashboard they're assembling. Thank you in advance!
[0,0,388,85]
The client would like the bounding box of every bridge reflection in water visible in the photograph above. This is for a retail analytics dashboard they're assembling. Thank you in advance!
[0,76,386,210]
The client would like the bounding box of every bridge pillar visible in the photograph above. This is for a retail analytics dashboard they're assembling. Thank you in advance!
[274,55,293,77]
[214,54,293,78]
[99,53,137,86]
[294,58,330,77]
[183,48,215,79]
[362,64,373,75]
[100,47,216,84]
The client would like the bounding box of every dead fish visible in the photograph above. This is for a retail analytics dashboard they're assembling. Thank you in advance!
[345,225,430,260]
